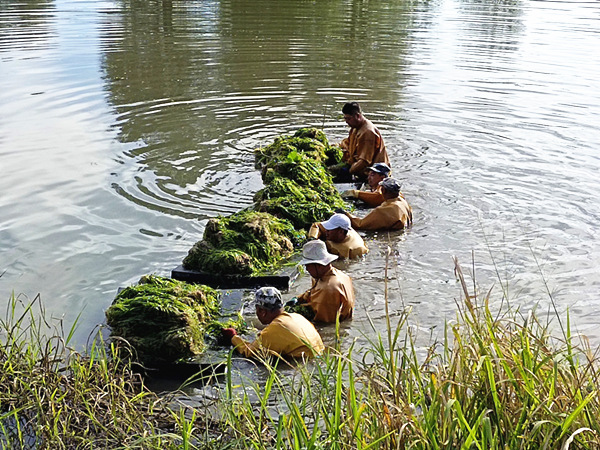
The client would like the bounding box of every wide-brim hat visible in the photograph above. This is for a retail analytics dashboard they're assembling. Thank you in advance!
[298,240,338,266]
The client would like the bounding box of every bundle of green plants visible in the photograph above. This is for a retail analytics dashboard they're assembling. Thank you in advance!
[183,210,304,276]
[0,294,214,449]
[262,150,335,192]
[255,128,328,169]
[255,151,345,229]
[254,175,346,229]
[106,275,244,366]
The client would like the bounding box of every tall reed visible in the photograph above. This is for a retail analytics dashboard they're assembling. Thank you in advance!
[202,258,600,449]
[0,294,206,449]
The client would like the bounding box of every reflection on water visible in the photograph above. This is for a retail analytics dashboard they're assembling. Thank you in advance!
[99,0,418,219]
[1,0,600,355]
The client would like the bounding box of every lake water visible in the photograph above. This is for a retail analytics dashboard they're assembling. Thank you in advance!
[1,0,600,351]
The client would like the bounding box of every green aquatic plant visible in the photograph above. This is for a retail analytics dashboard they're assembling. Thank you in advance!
[183,210,304,275]
[183,128,343,274]
[106,275,241,366]
[292,127,329,145]
[262,150,334,191]
[254,129,330,170]
[256,195,341,229]
[256,154,346,228]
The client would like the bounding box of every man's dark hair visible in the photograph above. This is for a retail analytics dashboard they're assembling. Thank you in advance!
[342,102,361,115]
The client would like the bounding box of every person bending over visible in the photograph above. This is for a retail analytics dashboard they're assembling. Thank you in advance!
[344,178,412,231]
[331,102,390,181]
[221,287,324,359]
[296,240,355,323]
[341,162,391,207]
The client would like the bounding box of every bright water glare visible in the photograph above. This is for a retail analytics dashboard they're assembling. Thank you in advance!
[1,0,600,354]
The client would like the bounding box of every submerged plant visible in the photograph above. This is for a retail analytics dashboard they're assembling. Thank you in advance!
[106,275,243,366]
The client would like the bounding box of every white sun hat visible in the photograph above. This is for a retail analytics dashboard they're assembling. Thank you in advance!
[298,240,338,266]
[321,213,351,231]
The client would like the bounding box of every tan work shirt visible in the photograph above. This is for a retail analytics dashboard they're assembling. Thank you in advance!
[232,311,324,359]
[297,267,355,323]
[340,118,390,176]
[349,197,412,231]
[356,187,385,207]
[307,223,369,258]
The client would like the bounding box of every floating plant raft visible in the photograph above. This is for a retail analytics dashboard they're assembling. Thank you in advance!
[178,127,346,288]
[106,275,245,367]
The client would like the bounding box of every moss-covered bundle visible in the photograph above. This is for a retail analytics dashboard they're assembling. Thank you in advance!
[253,129,346,228]
[182,127,343,276]
[255,128,343,170]
[183,210,304,275]
[106,275,242,366]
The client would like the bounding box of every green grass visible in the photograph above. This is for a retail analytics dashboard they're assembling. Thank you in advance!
[3,258,600,448]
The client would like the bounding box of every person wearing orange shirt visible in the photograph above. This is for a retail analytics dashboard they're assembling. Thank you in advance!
[345,178,412,231]
[221,287,324,359]
[331,102,390,181]
[307,213,368,259]
[341,162,391,207]
[296,240,355,323]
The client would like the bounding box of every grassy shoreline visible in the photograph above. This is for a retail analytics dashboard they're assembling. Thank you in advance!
[2,262,600,449]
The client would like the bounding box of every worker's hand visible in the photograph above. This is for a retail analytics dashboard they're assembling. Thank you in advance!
[221,328,237,345]
[341,189,358,199]
[285,297,298,308]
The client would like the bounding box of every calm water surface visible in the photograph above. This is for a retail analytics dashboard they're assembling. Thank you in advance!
[1,0,600,353]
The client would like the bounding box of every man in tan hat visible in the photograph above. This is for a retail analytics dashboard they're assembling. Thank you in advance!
[341,162,391,207]
[344,177,412,231]
[295,240,355,323]
[221,287,324,359]
[307,213,368,259]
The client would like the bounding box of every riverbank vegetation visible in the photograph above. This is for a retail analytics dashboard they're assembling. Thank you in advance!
[3,262,600,448]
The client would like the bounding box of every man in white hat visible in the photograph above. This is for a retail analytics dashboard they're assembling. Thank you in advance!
[307,213,368,259]
[221,287,324,359]
[296,240,355,323]
[341,162,391,208]
[343,177,412,231]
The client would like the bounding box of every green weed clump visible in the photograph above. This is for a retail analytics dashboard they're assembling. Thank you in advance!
[254,175,345,229]
[0,295,211,449]
[254,134,346,229]
[183,210,304,275]
[255,129,329,170]
[182,127,342,275]
[106,275,243,366]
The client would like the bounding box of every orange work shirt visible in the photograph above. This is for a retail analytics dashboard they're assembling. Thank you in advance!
[340,118,389,176]
[307,223,369,259]
[356,186,385,207]
[297,266,355,323]
[349,197,412,231]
